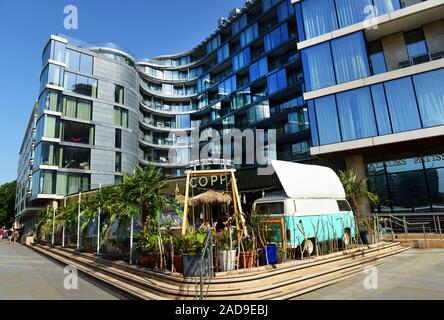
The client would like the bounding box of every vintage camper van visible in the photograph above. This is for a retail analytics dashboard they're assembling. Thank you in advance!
[253,160,356,255]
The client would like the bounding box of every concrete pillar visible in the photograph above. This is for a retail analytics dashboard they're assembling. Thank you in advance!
[381,32,408,71]
[423,19,444,55]
[345,155,371,217]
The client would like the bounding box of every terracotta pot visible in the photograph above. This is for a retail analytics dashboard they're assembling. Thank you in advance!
[139,253,157,268]
[238,251,256,269]
[173,255,184,274]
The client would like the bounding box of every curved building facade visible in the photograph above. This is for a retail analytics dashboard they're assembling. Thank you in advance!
[16,0,317,230]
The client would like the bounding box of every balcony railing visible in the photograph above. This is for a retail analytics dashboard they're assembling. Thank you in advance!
[373,35,444,74]
[141,100,198,113]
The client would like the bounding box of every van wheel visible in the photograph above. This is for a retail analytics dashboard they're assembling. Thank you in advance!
[342,229,351,249]
[302,238,315,256]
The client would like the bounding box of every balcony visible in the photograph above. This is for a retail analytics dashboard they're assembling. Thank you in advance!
[374,34,444,74]
[140,135,191,149]
[140,99,197,115]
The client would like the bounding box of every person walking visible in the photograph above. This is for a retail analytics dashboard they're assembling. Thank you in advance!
[6,229,13,244]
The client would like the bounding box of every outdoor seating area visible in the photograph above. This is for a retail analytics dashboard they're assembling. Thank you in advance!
[32,161,390,279]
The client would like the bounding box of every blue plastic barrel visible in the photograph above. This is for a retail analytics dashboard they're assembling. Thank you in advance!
[259,244,277,265]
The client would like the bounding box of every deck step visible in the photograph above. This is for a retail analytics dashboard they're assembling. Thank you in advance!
[30,242,407,300]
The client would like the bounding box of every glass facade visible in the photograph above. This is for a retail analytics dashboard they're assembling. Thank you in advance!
[27,0,311,200]
[368,152,444,213]
[264,23,289,52]
[64,72,98,98]
[302,32,370,91]
[232,48,251,72]
[310,68,444,146]
[249,57,268,82]
[298,0,401,40]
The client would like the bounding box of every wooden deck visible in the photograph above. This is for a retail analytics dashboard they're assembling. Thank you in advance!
[30,242,407,300]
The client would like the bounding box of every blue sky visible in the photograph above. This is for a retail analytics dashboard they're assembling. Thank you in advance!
[0,0,245,184]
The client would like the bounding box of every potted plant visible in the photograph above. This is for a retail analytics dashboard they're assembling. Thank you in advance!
[217,229,237,272]
[259,224,279,266]
[169,232,184,274]
[135,218,160,268]
[182,227,212,277]
[359,216,378,245]
[239,236,256,269]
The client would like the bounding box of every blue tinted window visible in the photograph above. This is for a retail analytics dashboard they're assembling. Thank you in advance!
[264,23,289,52]
[315,95,341,145]
[240,23,259,48]
[302,42,336,91]
[197,73,211,93]
[277,0,294,22]
[65,49,80,70]
[207,35,221,53]
[53,41,66,63]
[232,15,248,35]
[176,115,191,129]
[301,0,338,39]
[267,69,287,94]
[407,41,427,60]
[374,0,401,15]
[307,100,319,146]
[232,47,251,72]
[217,43,230,63]
[249,57,268,82]
[262,0,279,12]
[370,84,392,135]
[218,76,237,96]
[385,77,421,133]
[337,87,377,141]
[370,52,387,75]
[335,0,373,28]
[331,32,370,84]
[79,54,93,74]
[295,2,306,42]
[413,69,444,128]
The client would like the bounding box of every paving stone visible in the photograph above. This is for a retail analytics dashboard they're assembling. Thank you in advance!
[0,241,121,300]
[295,249,444,300]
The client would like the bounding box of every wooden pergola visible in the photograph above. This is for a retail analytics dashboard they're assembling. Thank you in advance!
[181,168,247,236]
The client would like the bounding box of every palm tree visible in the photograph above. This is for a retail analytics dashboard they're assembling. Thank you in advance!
[339,170,379,245]
[57,203,77,247]
[339,170,379,217]
[119,165,169,263]
[78,186,122,253]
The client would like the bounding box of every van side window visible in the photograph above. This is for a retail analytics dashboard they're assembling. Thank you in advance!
[337,200,351,212]
[256,202,284,215]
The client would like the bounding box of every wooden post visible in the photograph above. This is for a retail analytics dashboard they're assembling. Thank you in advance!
[182,172,191,235]
[231,171,247,237]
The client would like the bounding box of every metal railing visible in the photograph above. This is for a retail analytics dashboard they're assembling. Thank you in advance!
[195,226,214,300]
[376,213,444,241]
[379,34,444,73]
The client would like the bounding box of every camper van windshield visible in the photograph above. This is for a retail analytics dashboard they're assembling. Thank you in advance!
[256,202,284,215]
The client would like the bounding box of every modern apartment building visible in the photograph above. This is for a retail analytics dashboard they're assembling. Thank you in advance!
[16,0,324,231]
[293,0,444,215]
